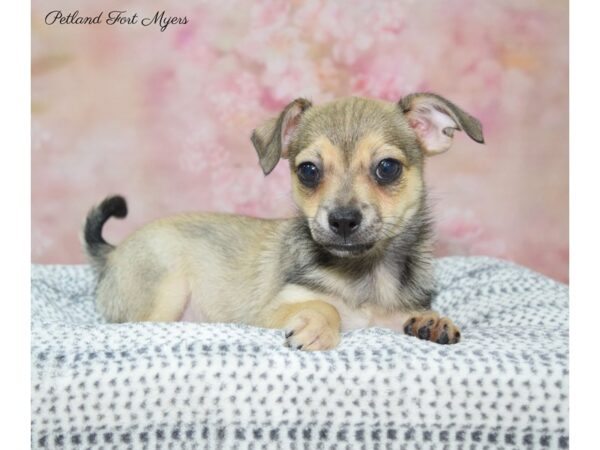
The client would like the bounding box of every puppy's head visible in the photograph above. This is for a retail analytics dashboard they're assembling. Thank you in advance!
[251,94,484,257]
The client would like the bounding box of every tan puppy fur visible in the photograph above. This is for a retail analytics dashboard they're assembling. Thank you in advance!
[84,94,484,350]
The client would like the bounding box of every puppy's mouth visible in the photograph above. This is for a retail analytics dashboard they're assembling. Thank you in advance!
[307,215,382,257]
[322,242,375,256]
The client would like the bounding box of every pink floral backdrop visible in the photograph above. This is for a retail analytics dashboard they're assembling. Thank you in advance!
[32,0,568,282]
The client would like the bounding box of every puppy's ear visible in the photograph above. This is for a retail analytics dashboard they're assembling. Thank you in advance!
[399,93,484,156]
[251,98,312,175]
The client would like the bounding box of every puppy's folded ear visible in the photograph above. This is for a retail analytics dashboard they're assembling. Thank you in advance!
[399,93,484,156]
[251,98,312,175]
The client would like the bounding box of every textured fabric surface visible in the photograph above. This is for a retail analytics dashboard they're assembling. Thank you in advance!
[31,257,569,449]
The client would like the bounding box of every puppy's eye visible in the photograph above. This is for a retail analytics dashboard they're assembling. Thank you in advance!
[375,159,402,184]
[297,162,320,187]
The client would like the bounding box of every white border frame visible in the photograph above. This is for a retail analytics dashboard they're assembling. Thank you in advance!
[0,0,595,446]
[0,0,31,447]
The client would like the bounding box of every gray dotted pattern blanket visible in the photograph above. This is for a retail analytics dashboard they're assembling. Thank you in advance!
[31,257,569,449]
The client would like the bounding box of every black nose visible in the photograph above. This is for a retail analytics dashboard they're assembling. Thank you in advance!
[328,207,363,238]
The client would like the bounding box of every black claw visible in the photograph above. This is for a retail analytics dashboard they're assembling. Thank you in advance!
[296,344,303,350]
[285,330,294,339]
[404,318,416,336]
[436,332,449,345]
[418,325,431,340]
[453,332,461,344]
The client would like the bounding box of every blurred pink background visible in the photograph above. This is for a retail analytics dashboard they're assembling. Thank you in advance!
[32,0,568,282]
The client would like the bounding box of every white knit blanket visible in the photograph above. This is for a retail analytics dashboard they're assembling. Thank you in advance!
[31,257,569,449]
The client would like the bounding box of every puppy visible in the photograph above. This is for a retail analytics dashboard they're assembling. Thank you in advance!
[83,93,483,351]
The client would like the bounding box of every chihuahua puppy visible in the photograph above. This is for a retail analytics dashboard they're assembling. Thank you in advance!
[84,93,483,351]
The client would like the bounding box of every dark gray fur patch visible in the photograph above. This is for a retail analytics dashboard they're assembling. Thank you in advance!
[289,97,424,169]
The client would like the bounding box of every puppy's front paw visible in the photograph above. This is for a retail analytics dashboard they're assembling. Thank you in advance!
[283,309,340,351]
[403,312,461,345]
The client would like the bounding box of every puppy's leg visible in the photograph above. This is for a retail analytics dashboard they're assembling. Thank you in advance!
[144,273,190,322]
[269,300,341,351]
[403,311,461,345]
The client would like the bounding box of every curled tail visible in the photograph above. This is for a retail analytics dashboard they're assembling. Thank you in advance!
[83,195,128,270]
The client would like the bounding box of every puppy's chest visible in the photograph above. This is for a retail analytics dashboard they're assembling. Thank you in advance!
[320,264,406,329]
[336,263,400,306]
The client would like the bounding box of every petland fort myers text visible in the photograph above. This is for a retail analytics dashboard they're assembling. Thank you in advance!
[45,10,188,32]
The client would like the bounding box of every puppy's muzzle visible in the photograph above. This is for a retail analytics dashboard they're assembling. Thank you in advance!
[328,207,363,238]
